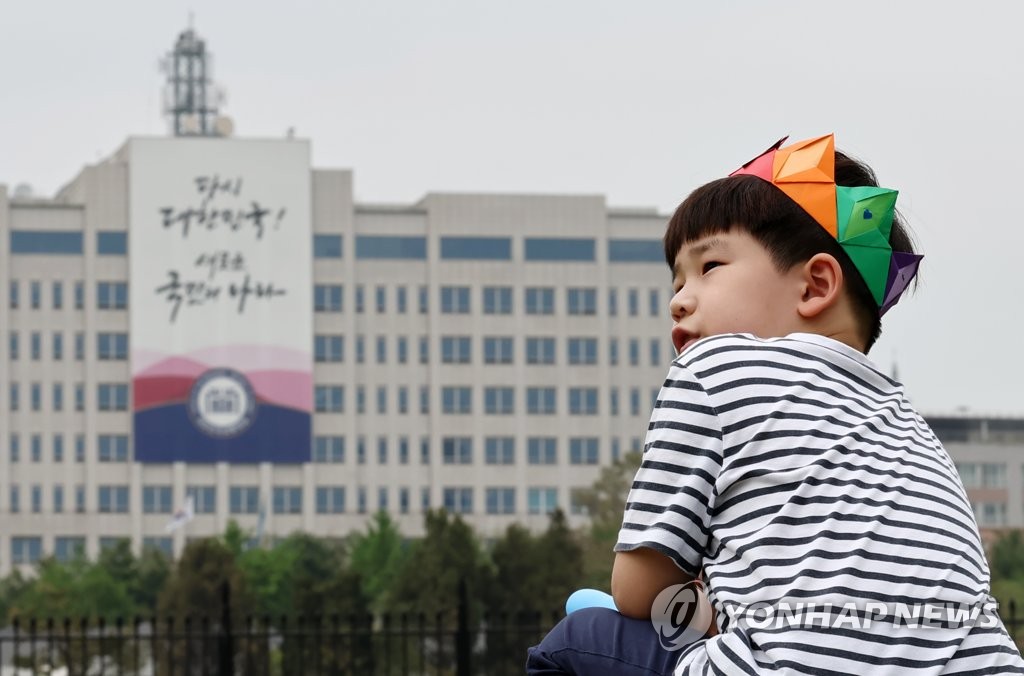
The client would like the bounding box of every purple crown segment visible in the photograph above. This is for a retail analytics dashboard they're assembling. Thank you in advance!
[880,252,924,316]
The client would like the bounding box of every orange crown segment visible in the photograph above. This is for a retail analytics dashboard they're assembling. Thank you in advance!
[776,182,838,236]
[772,134,835,184]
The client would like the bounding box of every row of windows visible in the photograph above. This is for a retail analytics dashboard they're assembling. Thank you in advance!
[314,284,665,317]
[315,334,671,367]
[315,384,660,416]
[5,483,584,527]
[8,230,126,256]
[8,383,127,412]
[956,462,1008,489]
[7,432,641,467]
[8,331,127,361]
[8,281,127,310]
[314,235,661,263]
[13,231,663,264]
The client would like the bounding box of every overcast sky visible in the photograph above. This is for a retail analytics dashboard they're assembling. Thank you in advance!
[2,1,1022,414]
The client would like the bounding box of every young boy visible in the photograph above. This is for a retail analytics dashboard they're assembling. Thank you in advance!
[527,135,1024,674]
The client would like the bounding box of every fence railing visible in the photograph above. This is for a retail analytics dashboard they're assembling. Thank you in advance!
[0,582,562,675]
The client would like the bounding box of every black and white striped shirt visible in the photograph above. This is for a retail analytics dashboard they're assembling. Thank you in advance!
[617,333,1024,674]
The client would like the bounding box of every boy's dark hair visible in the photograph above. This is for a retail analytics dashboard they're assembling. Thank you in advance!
[663,151,917,353]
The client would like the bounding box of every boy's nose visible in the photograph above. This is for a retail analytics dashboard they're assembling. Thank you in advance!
[669,288,695,321]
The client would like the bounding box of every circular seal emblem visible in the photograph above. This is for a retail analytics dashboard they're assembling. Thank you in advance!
[188,368,257,438]
[650,579,714,651]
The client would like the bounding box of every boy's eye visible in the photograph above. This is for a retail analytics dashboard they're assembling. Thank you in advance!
[702,261,722,274]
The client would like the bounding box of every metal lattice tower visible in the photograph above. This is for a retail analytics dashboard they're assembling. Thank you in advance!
[162,25,226,137]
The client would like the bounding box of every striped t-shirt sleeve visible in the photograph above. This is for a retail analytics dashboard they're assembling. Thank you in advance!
[615,361,723,577]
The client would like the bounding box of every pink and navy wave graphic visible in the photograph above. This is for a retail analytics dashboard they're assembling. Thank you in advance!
[132,346,312,464]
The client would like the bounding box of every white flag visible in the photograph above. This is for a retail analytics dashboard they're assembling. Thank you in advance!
[165,495,195,533]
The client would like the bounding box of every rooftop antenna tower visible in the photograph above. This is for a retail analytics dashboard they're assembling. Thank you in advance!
[161,17,231,137]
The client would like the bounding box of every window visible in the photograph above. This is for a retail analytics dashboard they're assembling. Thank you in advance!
[397,337,408,364]
[9,484,20,513]
[378,487,388,511]
[9,280,18,309]
[356,386,366,414]
[443,487,474,514]
[97,231,128,255]
[31,332,41,360]
[570,437,599,465]
[524,238,595,262]
[440,236,512,260]
[398,437,409,464]
[97,282,128,310]
[440,286,471,314]
[486,488,516,515]
[526,387,556,415]
[528,488,558,514]
[609,239,663,263]
[420,386,430,414]
[74,281,84,309]
[610,388,620,416]
[187,485,216,514]
[484,387,515,415]
[420,436,430,465]
[358,487,367,514]
[397,286,407,313]
[75,484,85,512]
[31,484,42,513]
[98,435,130,462]
[53,384,63,412]
[54,537,85,562]
[314,385,344,413]
[376,335,387,363]
[75,435,85,462]
[376,285,387,313]
[52,281,63,309]
[357,437,366,464]
[11,537,43,565]
[230,486,260,514]
[956,463,978,489]
[314,284,343,312]
[525,287,554,315]
[650,338,662,366]
[143,485,173,514]
[526,337,556,365]
[570,488,590,516]
[483,337,513,364]
[419,285,429,314]
[400,487,410,514]
[30,383,41,411]
[356,336,365,363]
[97,333,129,360]
[377,436,388,464]
[419,336,429,364]
[485,437,514,465]
[611,438,621,462]
[314,335,344,362]
[143,538,173,558]
[98,485,130,513]
[8,332,17,361]
[527,438,557,465]
[567,288,597,316]
[316,487,346,514]
[355,285,365,313]
[569,387,598,413]
[313,436,345,463]
[31,435,41,462]
[273,486,303,514]
[628,289,639,317]
[442,336,472,364]
[374,386,386,414]
[421,487,431,512]
[75,333,85,360]
[608,289,618,316]
[630,388,641,416]
[442,386,472,414]
[313,234,342,258]
[442,437,473,465]
[629,339,640,367]
[649,289,660,317]
[483,286,513,314]
[75,383,84,412]
[11,231,83,255]
[982,463,1007,489]
[52,332,63,360]
[568,338,598,365]
[30,281,41,309]
[10,383,19,411]
[609,338,619,366]
[8,434,18,462]
[398,387,408,414]
[355,235,427,260]
[97,383,130,411]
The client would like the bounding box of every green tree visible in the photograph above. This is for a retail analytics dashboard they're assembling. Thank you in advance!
[348,511,409,613]
[574,450,642,591]
[0,569,30,623]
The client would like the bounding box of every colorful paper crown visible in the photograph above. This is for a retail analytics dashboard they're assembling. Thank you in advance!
[729,134,922,316]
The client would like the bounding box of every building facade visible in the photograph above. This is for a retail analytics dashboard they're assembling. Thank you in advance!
[0,135,676,575]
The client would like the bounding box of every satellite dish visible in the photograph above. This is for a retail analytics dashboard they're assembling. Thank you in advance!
[215,116,234,137]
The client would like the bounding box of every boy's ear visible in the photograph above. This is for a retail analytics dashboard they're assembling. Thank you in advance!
[796,253,844,319]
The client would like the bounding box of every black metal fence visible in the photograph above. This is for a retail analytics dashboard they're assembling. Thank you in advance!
[0,583,562,675]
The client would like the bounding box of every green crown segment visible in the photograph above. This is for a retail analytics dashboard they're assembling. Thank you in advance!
[835,186,899,305]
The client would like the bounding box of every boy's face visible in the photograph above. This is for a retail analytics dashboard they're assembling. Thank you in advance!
[669,228,805,354]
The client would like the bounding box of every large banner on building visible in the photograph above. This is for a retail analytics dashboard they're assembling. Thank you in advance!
[129,138,312,463]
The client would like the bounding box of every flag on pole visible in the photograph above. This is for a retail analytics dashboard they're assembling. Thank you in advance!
[165,495,195,533]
